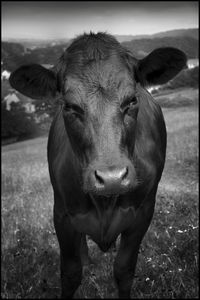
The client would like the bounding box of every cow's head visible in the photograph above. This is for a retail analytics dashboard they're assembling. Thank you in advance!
[9,33,186,246]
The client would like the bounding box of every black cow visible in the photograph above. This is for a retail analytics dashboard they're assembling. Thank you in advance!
[9,32,186,298]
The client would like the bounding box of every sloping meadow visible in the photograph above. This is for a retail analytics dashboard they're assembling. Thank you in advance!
[1,90,198,298]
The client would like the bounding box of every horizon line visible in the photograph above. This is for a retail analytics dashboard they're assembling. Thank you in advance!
[2,27,198,41]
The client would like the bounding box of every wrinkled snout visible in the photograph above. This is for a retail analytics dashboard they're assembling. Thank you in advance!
[85,165,135,196]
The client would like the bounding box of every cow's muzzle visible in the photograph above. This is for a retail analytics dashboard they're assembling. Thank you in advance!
[86,166,134,196]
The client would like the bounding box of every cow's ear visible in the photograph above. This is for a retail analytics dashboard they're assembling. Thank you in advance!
[9,64,57,99]
[137,47,187,86]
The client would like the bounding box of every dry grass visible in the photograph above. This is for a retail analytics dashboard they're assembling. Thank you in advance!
[1,88,198,298]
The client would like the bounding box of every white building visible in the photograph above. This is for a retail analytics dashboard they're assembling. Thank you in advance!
[1,70,11,80]
[3,91,35,113]
[22,102,35,113]
[41,64,53,69]
[187,59,199,69]
[3,92,19,110]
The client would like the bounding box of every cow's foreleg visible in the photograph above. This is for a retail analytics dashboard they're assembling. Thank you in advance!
[114,233,141,298]
[114,200,155,298]
[54,212,82,299]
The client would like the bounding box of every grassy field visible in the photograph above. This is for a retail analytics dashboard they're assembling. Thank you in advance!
[1,88,199,299]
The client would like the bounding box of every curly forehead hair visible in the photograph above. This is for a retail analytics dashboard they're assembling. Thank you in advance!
[55,32,138,90]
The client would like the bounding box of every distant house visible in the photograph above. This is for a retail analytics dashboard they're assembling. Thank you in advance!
[3,90,35,113]
[187,59,199,69]
[1,70,11,80]
[22,102,36,113]
[17,92,36,113]
[41,64,53,69]
[3,92,19,110]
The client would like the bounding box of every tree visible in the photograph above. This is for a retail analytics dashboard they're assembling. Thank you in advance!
[1,101,39,140]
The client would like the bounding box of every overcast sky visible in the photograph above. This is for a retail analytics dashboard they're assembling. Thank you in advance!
[2,1,198,40]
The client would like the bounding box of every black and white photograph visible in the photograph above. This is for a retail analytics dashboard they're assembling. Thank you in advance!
[1,1,198,298]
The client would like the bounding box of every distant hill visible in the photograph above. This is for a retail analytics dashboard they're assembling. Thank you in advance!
[115,28,198,43]
[3,38,70,49]
[122,36,198,59]
[151,28,198,40]
[2,28,198,72]
[115,35,143,43]
[2,41,69,71]
[4,28,198,47]
[2,42,25,58]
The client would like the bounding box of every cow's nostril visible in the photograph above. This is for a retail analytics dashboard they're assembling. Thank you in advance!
[95,170,104,185]
[121,167,128,181]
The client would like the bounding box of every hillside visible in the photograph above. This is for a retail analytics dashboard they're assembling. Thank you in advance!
[152,28,198,40]
[2,93,198,298]
[3,28,198,47]
[115,28,198,43]
[1,28,199,72]
[3,38,71,49]
[122,36,198,59]
[2,42,25,58]
[1,42,69,71]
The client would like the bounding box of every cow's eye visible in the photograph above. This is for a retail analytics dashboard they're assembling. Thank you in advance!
[63,103,84,120]
[121,97,138,115]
